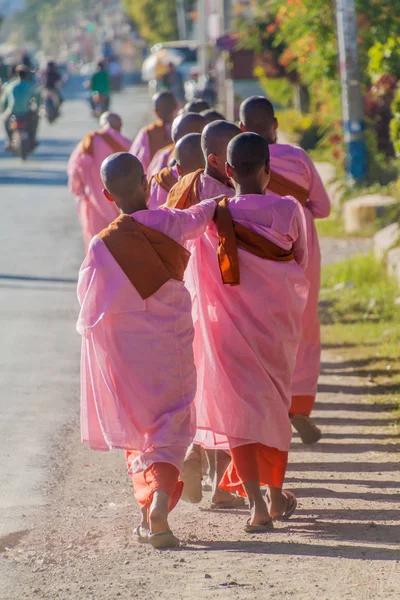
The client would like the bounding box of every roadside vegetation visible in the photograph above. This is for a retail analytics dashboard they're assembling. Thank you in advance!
[236,0,400,196]
[320,254,400,415]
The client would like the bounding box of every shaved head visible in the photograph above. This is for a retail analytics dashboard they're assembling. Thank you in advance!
[201,120,241,183]
[201,120,241,159]
[201,109,226,125]
[99,111,122,132]
[100,152,148,213]
[239,96,277,142]
[175,133,205,176]
[184,99,210,114]
[227,132,270,177]
[153,91,177,122]
[171,112,205,143]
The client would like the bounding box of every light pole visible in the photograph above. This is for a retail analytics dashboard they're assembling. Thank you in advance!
[176,0,187,40]
[335,0,367,184]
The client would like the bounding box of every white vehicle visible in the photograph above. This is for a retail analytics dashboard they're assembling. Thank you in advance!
[144,41,199,83]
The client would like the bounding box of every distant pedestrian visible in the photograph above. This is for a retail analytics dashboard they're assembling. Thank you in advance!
[67,112,131,251]
[130,91,177,171]
[146,111,205,178]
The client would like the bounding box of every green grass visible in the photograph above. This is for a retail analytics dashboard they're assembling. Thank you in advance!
[315,214,346,237]
[320,253,400,413]
[321,253,400,323]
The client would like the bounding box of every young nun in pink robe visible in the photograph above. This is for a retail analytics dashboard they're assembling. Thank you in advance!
[148,133,205,210]
[77,152,217,549]
[130,91,176,171]
[146,112,205,178]
[165,121,252,510]
[240,96,331,445]
[190,133,309,531]
[68,112,131,252]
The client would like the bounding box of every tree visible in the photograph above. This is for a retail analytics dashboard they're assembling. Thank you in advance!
[124,0,195,44]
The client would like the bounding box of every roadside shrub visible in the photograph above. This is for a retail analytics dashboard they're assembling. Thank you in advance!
[364,74,397,158]
[277,109,326,150]
[256,71,294,110]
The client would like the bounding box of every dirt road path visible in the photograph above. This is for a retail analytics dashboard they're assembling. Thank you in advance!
[2,361,399,600]
[1,236,399,600]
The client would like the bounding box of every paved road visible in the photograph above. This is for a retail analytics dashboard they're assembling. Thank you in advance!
[0,81,150,540]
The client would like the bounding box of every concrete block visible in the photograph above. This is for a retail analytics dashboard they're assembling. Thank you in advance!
[387,247,400,287]
[344,194,396,234]
[373,223,400,260]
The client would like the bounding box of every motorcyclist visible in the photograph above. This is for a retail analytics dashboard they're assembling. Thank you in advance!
[89,60,110,112]
[0,65,39,149]
[41,61,63,104]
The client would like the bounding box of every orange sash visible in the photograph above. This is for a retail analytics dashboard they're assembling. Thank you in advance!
[82,130,130,157]
[97,214,190,299]
[268,170,308,207]
[146,120,172,160]
[214,198,295,286]
[164,168,203,209]
[153,167,178,193]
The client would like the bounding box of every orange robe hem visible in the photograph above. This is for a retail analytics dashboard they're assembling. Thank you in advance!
[289,395,315,417]
[126,453,183,511]
[219,443,288,497]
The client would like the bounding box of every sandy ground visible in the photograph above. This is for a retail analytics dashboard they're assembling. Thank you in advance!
[1,235,399,599]
[0,86,398,599]
[1,353,399,600]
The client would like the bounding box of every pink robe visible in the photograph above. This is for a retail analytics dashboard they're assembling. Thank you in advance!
[196,172,235,200]
[190,194,309,452]
[77,199,216,475]
[147,145,174,178]
[269,144,331,405]
[67,128,132,252]
[148,165,179,210]
[130,124,172,172]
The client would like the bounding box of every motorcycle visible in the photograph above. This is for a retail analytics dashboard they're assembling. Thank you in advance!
[91,91,108,118]
[41,88,60,124]
[10,115,34,160]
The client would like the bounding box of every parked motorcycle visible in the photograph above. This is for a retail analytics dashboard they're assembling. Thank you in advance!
[9,115,34,160]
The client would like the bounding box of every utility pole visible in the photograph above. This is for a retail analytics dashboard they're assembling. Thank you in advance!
[335,0,367,184]
[176,0,187,40]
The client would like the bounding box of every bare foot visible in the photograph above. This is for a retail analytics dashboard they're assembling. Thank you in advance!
[269,492,287,519]
[291,415,322,445]
[149,490,170,534]
[211,487,241,505]
[140,505,148,528]
[248,498,271,527]
[185,443,202,462]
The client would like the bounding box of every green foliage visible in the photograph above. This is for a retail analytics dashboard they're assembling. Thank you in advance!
[321,254,400,324]
[314,215,346,238]
[124,0,195,44]
[234,0,400,120]
[255,69,293,109]
[368,38,400,80]
[390,84,400,157]
[277,109,326,150]
[321,259,400,411]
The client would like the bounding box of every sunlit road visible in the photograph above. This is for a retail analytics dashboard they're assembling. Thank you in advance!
[0,78,150,540]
